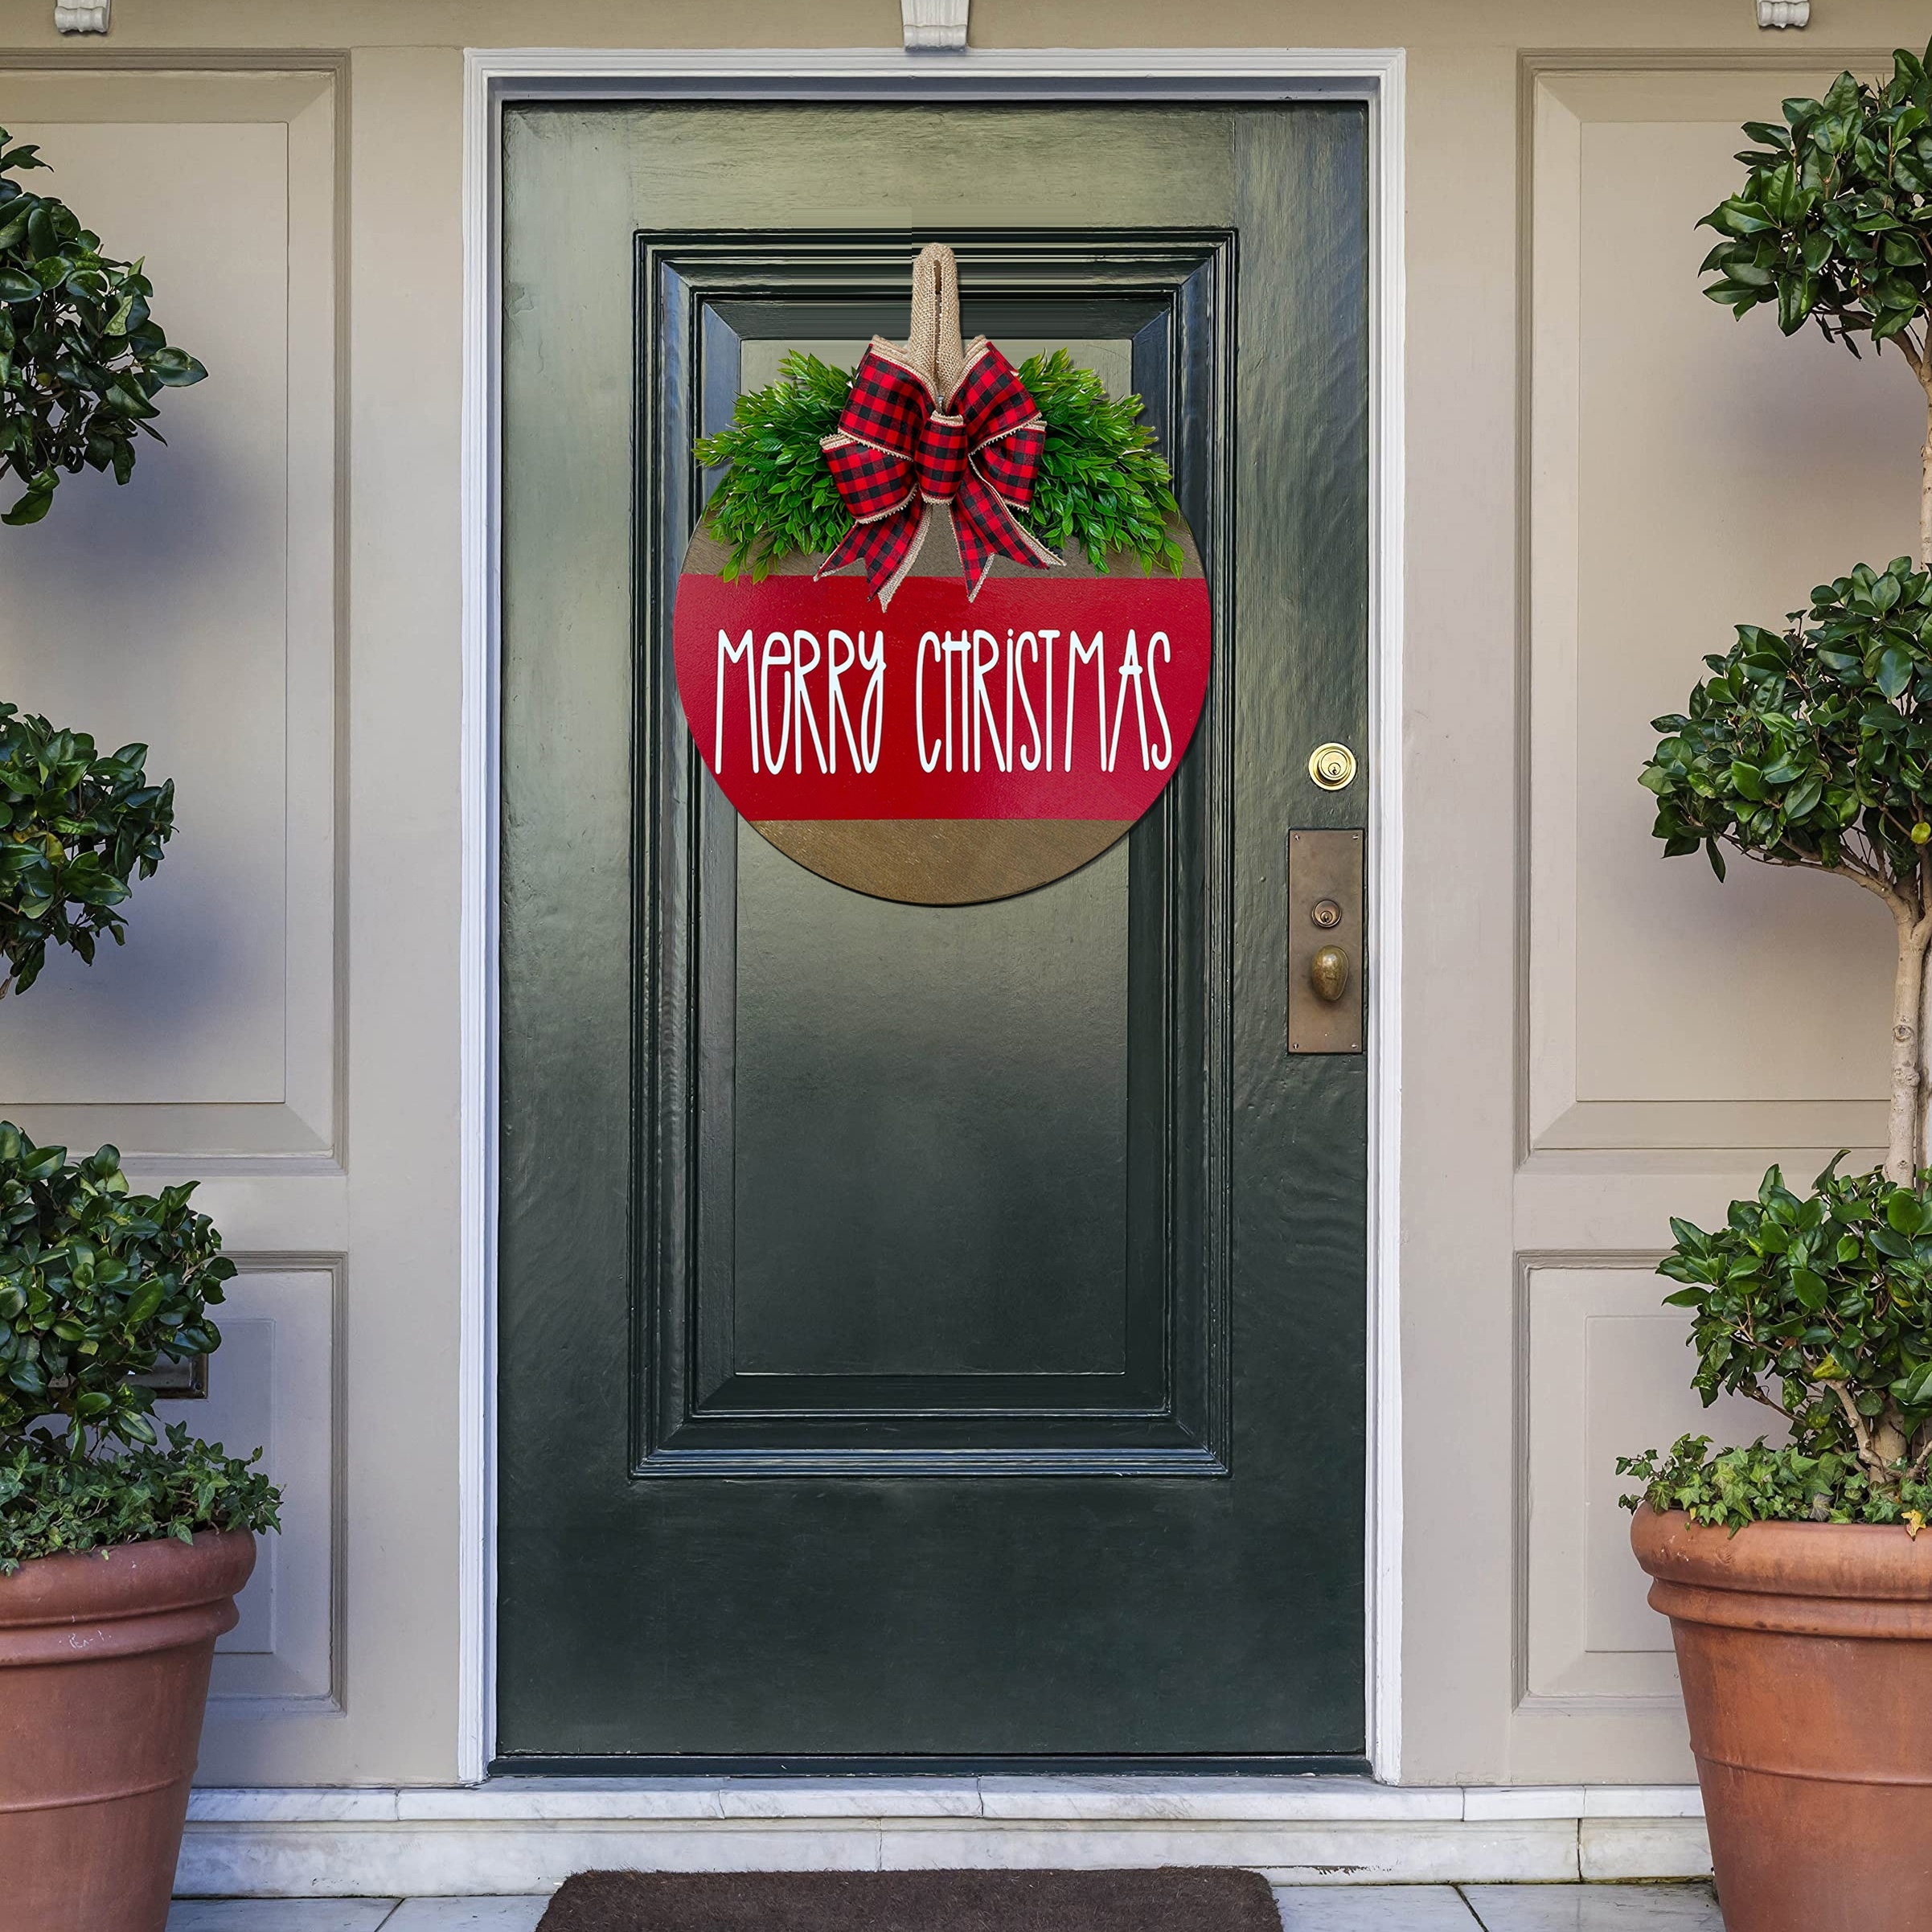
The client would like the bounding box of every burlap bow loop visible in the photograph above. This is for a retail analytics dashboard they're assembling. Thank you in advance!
[817,244,1061,609]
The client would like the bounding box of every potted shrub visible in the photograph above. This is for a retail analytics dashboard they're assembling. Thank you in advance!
[1625,43,1932,1929]
[0,1127,277,1931]
[0,127,274,1932]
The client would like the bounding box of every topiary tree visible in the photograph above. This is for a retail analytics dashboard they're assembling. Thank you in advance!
[1627,48,1932,1525]
[0,125,205,527]
[1651,41,1932,1188]
[0,133,267,1572]
[0,136,183,993]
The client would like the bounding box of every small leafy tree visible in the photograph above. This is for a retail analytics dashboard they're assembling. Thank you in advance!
[1651,43,1932,1188]
[0,136,269,1571]
[0,703,174,997]
[0,125,206,526]
[1629,48,1932,1525]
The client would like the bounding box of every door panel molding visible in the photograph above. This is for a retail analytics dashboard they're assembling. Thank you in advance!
[462,47,1406,1784]
[634,233,1233,1476]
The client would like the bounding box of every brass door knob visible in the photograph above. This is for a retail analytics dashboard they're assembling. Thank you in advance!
[1309,945,1349,1003]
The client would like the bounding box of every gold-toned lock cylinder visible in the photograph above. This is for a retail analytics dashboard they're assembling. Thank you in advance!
[1308,742,1357,790]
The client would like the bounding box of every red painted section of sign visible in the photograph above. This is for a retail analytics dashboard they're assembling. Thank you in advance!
[674,571,1212,821]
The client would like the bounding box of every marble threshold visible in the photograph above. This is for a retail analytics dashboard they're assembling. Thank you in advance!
[177,1782,1711,1897]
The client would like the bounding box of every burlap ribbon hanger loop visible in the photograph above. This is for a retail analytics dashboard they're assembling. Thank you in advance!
[903,238,969,400]
[816,242,1060,609]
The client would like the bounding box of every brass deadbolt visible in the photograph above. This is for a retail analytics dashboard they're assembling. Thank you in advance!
[1311,898,1343,930]
[1310,945,1350,1003]
[1308,742,1357,790]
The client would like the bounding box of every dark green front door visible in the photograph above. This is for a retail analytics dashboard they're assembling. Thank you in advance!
[497,100,1369,1766]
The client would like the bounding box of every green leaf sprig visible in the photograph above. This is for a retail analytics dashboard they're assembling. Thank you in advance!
[693,352,854,580]
[0,703,174,997]
[1013,349,1184,576]
[691,347,1183,580]
[0,125,207,526]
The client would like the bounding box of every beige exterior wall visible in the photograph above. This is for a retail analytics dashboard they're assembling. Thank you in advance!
[0,0,1926,1790]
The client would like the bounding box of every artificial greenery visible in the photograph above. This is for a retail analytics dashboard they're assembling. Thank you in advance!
[693,347,1183,580]
[1016,349,1185,576]
[695,352,852,579]
[0,1125,234,1449]
[1628,52,1932,1528]
[1619,1435,1932,1535]
[0,1425,279,1576]
[0,125,207,527]
[0,703,174,998]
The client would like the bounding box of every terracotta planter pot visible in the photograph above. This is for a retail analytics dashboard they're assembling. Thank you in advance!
[0,1529,254,1932]
[1633,1504,1932,1930]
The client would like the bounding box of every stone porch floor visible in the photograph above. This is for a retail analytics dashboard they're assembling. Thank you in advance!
[167,1882,1727,1929]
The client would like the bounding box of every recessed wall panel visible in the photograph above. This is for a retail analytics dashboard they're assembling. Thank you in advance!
[1528,72,1914,1154]
[0,73,338,1159]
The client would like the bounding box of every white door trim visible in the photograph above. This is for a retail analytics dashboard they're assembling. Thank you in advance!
[457,42,1406,1786]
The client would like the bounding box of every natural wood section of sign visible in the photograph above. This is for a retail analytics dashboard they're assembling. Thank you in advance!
[751,818,1132,905]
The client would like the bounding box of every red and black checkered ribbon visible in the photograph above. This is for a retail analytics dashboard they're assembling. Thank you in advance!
[818,340,1060,608]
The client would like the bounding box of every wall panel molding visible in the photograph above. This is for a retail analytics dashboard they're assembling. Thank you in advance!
[185,1257,347,1778]
[0,64,346,1166]
[1518,60,1911,1166]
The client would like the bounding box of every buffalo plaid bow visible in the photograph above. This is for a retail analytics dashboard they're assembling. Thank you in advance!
[817,340,1060,609]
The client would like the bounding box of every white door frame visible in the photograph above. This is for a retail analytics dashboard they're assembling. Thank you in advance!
[457,43,1406,1786]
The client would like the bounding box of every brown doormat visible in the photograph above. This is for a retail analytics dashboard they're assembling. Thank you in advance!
[536,1868,1282,1931]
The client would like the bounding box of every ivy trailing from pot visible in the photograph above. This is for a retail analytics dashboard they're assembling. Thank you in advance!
[675,243,1212,907]
[0,125,207,527]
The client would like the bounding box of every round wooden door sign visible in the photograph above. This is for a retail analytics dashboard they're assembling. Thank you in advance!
[674,244,1210,904]
[673,517,1211,906]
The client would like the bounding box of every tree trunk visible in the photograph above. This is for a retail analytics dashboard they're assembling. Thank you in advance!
[1919,356,1932,570]
[1922,379,1932,571]
[1892,906,1926,1183]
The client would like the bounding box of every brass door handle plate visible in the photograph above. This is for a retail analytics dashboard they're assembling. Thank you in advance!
[1310,945,1349,1003]
[1286,828,1364,1054]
